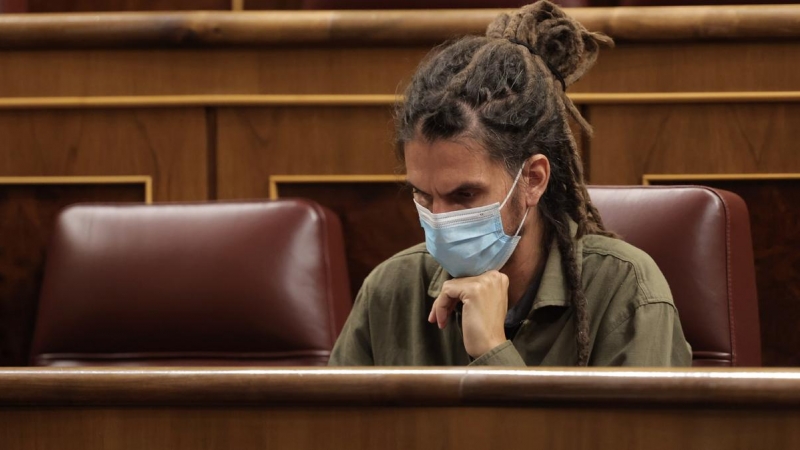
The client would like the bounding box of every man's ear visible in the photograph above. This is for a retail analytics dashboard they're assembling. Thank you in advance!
[522,154,550,208]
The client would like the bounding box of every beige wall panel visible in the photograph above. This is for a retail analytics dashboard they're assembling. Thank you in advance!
[0,108,208,201]
[587,103,800,185]
[0,48,429,97]
[216,106,398,199]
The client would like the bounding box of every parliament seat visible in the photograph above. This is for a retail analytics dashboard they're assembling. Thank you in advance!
[29,199,352,366]
[588,186,761,366]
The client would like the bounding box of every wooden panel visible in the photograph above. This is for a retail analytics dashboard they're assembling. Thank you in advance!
[273,179,423,297]
[25,0,231,11]
[217,106,397,199]
[645,177,800,367]
[2,44,799,98]
[2,368,800,449]
[0,108,208,201]
[588,103,800,185]
[0,48,429,98]
[572,42,800,93]
[2,406,800,450]
[0,182,146,366]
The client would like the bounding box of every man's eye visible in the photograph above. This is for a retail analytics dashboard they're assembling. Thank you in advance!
[457,191,475,200]
[412,190,429,203]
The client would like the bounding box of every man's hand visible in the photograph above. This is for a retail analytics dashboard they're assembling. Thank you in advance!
[428,270,509,358]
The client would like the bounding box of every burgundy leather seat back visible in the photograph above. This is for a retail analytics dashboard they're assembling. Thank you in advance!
[30,200,352,366]
[588,186,761,366]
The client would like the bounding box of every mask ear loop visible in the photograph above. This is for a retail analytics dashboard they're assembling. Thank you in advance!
[499,165,525,210]
[513,208,530,237]
[500,164,531,237]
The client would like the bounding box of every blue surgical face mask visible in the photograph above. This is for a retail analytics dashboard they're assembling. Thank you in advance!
[414,167,529,278]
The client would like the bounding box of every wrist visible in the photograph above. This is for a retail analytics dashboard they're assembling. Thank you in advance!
[470,337,508,359]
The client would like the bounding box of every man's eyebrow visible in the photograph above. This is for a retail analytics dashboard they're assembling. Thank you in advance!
[406,181,486,197]
[443,182,485,197]
[406,181,430,196]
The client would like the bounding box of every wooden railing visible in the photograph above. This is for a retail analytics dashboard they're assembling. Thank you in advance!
[1,368,799,449]
[1,5,800,47]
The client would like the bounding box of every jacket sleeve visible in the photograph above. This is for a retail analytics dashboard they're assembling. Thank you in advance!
[468,340,527,367]
[328,283,374,366]
[591,301,692,367]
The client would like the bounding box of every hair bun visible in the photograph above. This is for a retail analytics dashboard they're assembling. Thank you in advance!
[486,0,613,87]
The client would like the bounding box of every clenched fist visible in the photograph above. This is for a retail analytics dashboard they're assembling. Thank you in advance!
[428,270,509,358]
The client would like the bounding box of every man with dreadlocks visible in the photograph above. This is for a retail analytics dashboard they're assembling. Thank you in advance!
[329,0,691,367]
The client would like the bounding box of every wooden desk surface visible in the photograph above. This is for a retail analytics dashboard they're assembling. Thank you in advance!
[1,367,799,450]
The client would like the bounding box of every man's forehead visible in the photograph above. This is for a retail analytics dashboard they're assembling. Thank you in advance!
[405,138,485,163]
[405,138,498,187]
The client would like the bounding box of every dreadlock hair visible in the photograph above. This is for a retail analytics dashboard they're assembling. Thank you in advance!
[395,0,615,366]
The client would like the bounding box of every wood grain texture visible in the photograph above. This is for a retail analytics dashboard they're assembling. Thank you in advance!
[216,106,398,199]
[24,0,230,12]
[2,367,800,405]
[0,108,208,201]
[275,180,423,297]
[0,183,145,366]
[0,405,798,450]
[0,48,428,97]
[646,178,800,368]
[1,44,797,99]
[587,103,800,185]
[571,42,800,93]
[1,6,800,48]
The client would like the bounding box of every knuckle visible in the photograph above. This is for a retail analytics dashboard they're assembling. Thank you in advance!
[488,270,507,285]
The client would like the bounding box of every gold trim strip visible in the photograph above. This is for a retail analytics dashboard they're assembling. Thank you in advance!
[0,95,401,109]
[643,173,800,185]
[573,92,800,104]
[0,175,153,203]
[1,92,800,110]
[269,174,406,200]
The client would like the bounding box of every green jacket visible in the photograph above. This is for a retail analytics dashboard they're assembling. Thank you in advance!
[329,225,692,367]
